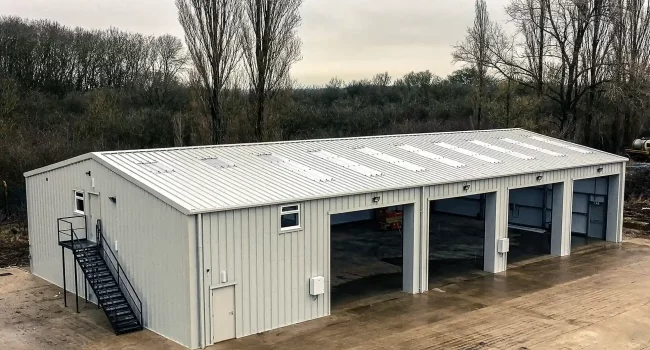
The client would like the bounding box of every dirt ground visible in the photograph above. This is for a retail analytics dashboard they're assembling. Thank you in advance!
[3,240,650,349]
[0,221,29,268]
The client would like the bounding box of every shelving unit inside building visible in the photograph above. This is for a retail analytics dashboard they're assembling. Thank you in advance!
[24,128,627,349]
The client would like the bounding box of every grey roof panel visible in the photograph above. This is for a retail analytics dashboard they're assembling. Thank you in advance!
[28,129,627,214]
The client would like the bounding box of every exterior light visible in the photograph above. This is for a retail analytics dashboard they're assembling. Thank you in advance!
[372,196,381,203]
[597,167,604,173]
[463,184,471,191]
[536,175,544,181]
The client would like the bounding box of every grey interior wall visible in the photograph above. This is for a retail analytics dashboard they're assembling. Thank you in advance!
[330,209,375,225]
[572,178,608,237]
[508,186,547,228]
[26,160,194,348]
[432,195,482,217]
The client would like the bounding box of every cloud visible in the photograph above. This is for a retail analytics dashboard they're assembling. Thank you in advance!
[0,0,510,85]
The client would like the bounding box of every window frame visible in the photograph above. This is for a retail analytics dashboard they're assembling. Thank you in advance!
[279,204,301,232]
[74,190,85,215]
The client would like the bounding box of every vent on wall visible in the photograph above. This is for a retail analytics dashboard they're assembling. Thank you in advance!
[528,136,593,154]
[433,142,502,164]
[201,157,236,169]
[500,138,564,157]
[397,145,465,168]
[310,150,382,177]
[258,153,333,182]
[136,160,174,174]
[357,147,426,172]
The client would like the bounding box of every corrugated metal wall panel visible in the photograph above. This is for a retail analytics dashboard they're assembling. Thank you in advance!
[202,188,418,341]
[26,159,193,348]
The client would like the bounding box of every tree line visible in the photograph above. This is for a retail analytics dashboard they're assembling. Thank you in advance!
[454,0,650,150]
[2,0,650,216]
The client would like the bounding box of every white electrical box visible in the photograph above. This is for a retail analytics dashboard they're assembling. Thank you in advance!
[497,238,510,253]
[310,276,324,296]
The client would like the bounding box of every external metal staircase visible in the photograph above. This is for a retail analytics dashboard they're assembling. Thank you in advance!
[58,216,143,335]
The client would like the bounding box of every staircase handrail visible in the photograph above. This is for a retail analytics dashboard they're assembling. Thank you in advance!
[57,216,87,250]
[96,220,143,327]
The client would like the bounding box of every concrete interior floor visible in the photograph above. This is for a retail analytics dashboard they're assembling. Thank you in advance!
[572,234,607,250]
[331,212,557,309]
[330,220,403,309]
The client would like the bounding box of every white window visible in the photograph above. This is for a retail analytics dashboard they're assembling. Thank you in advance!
[280,204,300,231]
[74,190,85,215]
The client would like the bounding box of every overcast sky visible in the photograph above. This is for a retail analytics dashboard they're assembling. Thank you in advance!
[0,0,509,86]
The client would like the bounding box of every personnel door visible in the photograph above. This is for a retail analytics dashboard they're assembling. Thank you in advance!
[87,192,102,242]
[587,201,606,240]
[211,285,236,343]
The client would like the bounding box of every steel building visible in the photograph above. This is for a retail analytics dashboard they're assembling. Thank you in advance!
[25,129,627,348]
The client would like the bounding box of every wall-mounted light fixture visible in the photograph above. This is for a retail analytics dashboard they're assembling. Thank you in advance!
[463,184,471,192]
[85,171,91,176]
[372,196,381,203]
[109,196,117,204]
[597,166,604,173]
[536,175,544,181]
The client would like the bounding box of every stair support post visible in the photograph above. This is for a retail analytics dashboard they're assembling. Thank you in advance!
[74,254,79,313]
[62,247,67,307]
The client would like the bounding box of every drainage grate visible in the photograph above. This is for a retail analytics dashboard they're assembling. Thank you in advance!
[0,272,13,277]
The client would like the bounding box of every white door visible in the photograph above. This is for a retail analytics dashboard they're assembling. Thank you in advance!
[87,193,101,242]
[211,286,235,344]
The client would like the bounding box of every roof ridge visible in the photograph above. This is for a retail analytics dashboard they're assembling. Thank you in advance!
[99,128,524,155]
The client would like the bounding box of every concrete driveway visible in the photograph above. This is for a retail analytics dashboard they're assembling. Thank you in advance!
[3,239,650,349]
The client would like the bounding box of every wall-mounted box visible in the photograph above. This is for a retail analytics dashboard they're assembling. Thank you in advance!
[497,238,510,254]
[310,276,324,296]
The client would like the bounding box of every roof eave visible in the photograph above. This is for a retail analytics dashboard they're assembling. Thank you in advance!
[24,153,95,178]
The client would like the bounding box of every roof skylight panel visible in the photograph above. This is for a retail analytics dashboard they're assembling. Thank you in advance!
[500,138,564,157]
[528,136,593,154]
[136,160,175,174]
[201,157,236,169]
[258,153,333,182]
[356,147,426,172]
[397,144,465,168]
[433,142,502,164]
[310,150,382,177]
[468,140,535,160]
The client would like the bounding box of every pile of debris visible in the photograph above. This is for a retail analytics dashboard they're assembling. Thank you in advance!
[624,164,650,239]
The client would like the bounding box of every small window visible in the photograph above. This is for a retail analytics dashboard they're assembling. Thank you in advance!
[74,190,85,215]
[280,204,300,231]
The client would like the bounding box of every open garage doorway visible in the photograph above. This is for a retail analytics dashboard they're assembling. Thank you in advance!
[507,186,553,264]
[429,195,487,287]
[330,206,404,310]
[572,178,609,250]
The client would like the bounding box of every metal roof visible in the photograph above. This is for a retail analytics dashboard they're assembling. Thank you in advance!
[25,129,627,214]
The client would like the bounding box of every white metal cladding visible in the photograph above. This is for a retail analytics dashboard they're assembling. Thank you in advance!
[26,159,194,347]
[201,161,625,342]
[201,188,420,340]
[26,128,627,214]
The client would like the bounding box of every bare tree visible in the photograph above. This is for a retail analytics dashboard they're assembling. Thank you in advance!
[240,0,303,141]
[176,0,242,143]
[453,0,492,129]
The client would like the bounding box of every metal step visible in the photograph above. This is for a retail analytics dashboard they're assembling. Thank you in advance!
[89,276,115,285]
[98,292,123,301]
[85,271,112,279]
[104,303,129,312]
[102,298,127,307]
[95,286,120,295]
[115,323,143,335]
[108,309,133,318]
